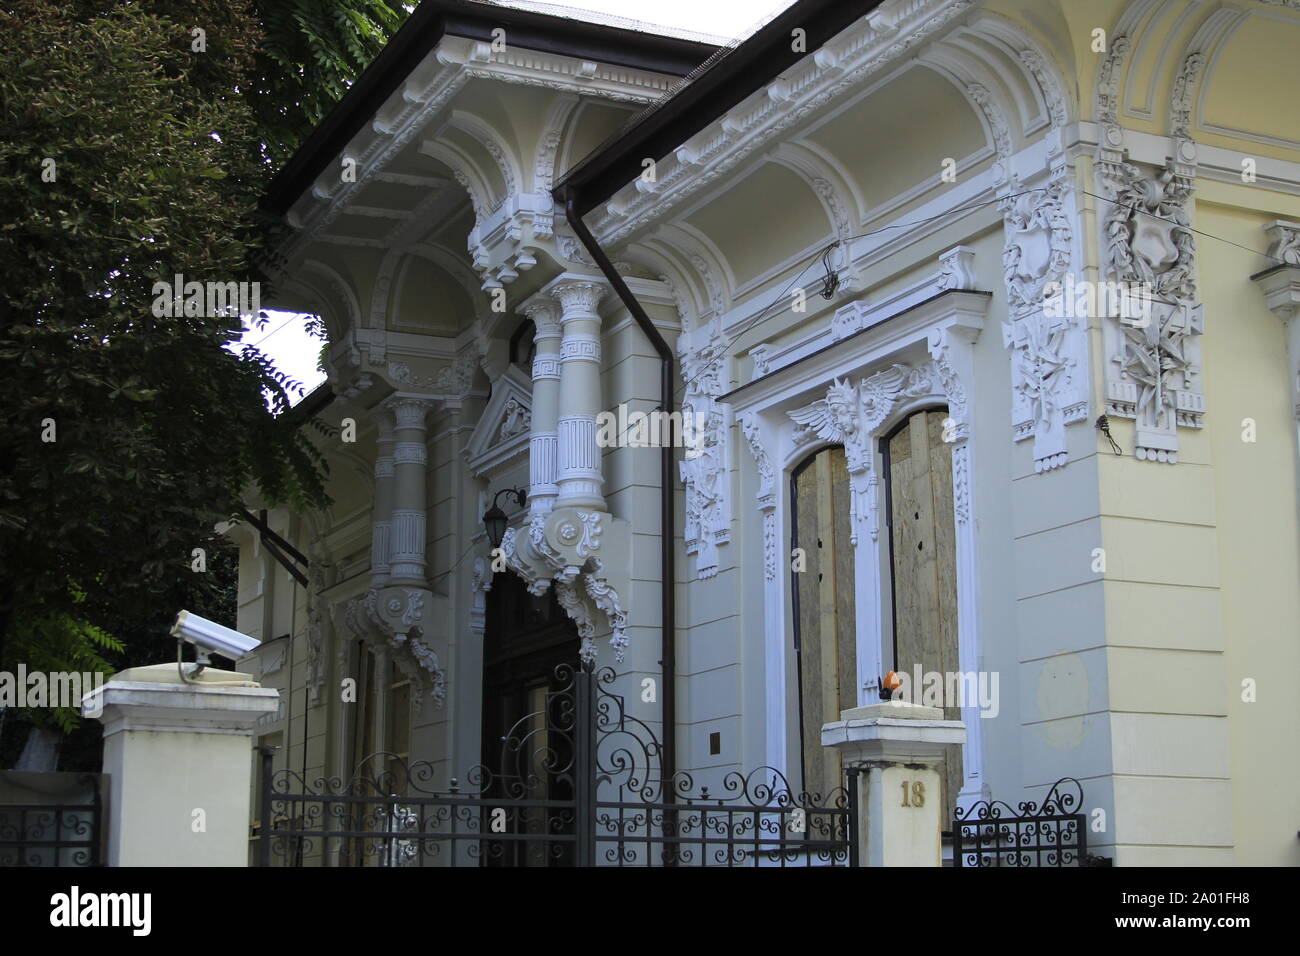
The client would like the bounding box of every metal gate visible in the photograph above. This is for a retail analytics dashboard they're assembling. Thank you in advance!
[0,771,103,867]
[951,777,1110,867]
[258,664,855,867]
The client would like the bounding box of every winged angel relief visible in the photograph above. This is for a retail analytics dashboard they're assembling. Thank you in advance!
[788,365,936,540]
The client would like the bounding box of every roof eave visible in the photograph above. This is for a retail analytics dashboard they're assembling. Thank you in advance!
[554,0,885,216]
[263,0,717,217]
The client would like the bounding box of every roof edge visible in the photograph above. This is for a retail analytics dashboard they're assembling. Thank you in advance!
[263,0,717,217]
[555,0,885,216]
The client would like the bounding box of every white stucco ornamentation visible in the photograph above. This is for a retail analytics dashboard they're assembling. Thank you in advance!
[573,510,603,559]
[500,513,557,595]
[346,587,448,713]
[1265,221,1300,268]
[583,559,629,663]
[938,245,978,293]
[1000,175,1088,471]
[679,325,732,579]
[500,497,630,662]
[738,412,777,581]
[434,358,478,398]
[305,560,327,707]
[393,629,447,711]
[1100,161,1204,463]
[469,556,492,636]
[965,83,1012,187]
[499,397,530,439]
[553,577,597,664]
[1094,37,1206,465]
[1252,221,1300,422]
[789,363,942,544]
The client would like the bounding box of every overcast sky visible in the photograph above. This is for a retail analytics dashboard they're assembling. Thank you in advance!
[245,0,794,404]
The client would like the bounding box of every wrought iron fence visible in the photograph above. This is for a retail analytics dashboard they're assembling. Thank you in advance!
[589,666,854,866]
[0,772,103,867]
[951,777,1110,867]
[258,664,856,867]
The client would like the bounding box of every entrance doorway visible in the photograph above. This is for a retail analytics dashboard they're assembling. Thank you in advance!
[481,570,580,865]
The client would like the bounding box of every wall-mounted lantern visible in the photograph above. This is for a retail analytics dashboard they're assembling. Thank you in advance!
[483,488,527,550]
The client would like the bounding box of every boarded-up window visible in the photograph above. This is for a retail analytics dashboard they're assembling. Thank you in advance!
[885,408,961,817]
[791,445,856,803]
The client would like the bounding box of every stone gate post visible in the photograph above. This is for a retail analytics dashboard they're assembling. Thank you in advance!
[82,663,279,867]
[822,700,965,866]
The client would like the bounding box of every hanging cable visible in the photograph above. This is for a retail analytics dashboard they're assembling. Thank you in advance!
[1095,415,1124,456]
[818,242,840,299]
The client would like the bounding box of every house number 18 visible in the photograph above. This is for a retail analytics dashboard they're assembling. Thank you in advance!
[900,780,926,807]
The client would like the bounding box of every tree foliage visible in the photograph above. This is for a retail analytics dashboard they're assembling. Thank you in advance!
[0,0,407,752]
[248,0,411,166]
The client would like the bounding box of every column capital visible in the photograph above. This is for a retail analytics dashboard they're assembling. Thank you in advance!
[383,394,435,430]
[1251,229,1300,422]
[371,403,396,442]
[545,275,608,317]
[1264,219,1300,269]
[520,297,562,339]
[1253,220,1300,321]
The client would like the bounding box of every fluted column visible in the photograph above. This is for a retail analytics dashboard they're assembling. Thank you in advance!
[385,395,434,585]
[524,297,563,515]
[552,278,607,511]
[370,407,396,587]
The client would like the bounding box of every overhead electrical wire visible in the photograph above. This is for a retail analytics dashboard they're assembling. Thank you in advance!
[673,182,1293,404]
[674,187,1050,402]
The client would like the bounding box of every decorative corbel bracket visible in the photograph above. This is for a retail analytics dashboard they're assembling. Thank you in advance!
[499,509,632,663]
[1251,220,1300,422]
[363,585,448,713]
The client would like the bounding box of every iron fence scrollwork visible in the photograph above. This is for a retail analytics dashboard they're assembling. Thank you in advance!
[952,777,1111,867]
[590,666,855,866]
[0,773,102,867]
[258,664,857,867]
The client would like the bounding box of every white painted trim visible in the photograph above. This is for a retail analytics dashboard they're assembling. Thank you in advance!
[729,288,989,798]
[741,246,976,381]
[463,364,534,477]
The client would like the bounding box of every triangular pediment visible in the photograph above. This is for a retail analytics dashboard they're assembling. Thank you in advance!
[464,363,532,477]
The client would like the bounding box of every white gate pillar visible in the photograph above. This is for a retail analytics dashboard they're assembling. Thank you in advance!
[823,700,965,866]
[82,663,278,866]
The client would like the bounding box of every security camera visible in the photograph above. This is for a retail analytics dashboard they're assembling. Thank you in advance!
[170,610,260,664]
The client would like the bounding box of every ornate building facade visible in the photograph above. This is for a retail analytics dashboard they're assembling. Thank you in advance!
[232,0,1300,865]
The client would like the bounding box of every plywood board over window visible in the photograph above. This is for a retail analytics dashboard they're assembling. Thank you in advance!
[791,445,856,804]
[886,408,961,817]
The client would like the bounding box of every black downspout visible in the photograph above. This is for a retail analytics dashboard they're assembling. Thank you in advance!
[562,194,677,820]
